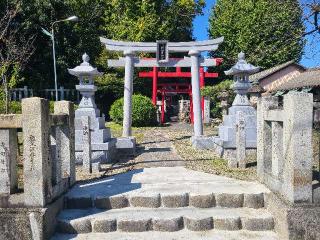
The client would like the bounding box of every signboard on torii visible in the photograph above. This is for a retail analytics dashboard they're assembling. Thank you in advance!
[100,37,224,141]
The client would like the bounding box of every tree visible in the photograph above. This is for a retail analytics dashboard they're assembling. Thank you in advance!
[17,0,106,90]
[103,0,205,42]
[209,0,305,70]
[0,1,35,113]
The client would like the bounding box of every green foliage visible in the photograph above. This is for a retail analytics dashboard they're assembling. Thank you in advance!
[209,0,305,71]
[201,80,234,118]
[0,101,21,114]
[103,0,205,42]
[109,94,157,127]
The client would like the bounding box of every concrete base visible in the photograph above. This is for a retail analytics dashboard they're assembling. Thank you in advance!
[223,148,257,168]
[0,196,64,240]
[191,136,216,150]
[75,139,117,165]
[116,137,136,156]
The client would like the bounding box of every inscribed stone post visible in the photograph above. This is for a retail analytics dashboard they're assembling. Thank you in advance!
[22,98,52,207]
[54,101,76,185]
[82,116,92,173]
[0,129,17,194]
[236,111,246,168]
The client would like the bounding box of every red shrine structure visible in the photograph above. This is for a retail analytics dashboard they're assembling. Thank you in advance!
[139,58,223,124]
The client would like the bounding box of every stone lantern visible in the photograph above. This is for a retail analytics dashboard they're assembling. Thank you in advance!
[68,53,116,169]
[224,52,260,107]
[68,53,102,114]
[212,52,260,167]
[218,90,230,116]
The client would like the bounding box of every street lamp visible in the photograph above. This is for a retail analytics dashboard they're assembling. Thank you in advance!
[42,16,78,101]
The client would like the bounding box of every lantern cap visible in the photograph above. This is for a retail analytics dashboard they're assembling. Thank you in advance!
[68,53,103,77]
[225,52,260,76]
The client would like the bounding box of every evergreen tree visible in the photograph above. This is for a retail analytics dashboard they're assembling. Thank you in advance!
[209,0,305,70]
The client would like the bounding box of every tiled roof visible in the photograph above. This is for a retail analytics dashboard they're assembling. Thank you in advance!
[249,60,305,83]
[274,68,320,91]
[248,84,265,93]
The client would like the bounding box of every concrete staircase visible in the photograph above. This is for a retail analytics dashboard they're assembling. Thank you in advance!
[51,167,278,240]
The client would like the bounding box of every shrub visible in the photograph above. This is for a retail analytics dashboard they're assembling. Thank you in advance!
[109,94,157,127]
[201,80,235,118]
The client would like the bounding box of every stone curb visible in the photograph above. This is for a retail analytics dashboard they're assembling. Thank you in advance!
[184,216,213,231]
[66,192,265,210]
[57,215,274,233]
[214,217,241,230]
[118,219,152,232]
[152,217,184,232]
[130,194,161,208]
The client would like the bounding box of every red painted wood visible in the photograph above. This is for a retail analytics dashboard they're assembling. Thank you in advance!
[152,67,158,105]
[139,70,218,79]
[161,93,165,124]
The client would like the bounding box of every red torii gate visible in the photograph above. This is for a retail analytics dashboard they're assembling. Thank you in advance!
[139,58,222,123]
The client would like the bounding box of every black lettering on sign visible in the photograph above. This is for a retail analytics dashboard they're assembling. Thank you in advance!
[157,40,169,63]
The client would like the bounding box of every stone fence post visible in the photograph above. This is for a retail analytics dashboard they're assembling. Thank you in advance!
[22,98,52,207]
[54,101,76,186]
[282,92,313,203]
[0,129,18,194]
[20,97,76,207]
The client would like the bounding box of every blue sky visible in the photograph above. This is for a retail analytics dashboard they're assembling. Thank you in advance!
[193,0,320,68]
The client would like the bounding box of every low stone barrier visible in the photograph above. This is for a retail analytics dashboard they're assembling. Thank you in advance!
[0,97,76,207]
[257,92,316,204]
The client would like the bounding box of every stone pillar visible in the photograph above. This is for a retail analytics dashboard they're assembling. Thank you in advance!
[236,111,246,169]
[203,97,210,124]
[54,101,76,185]
[257,96,278,180]
[189,50,203,137]
[271,121,283,178]
[22,98,51,207]
[82,116,92,173]
[0,129,18,194]
[122,50,135,137]
[283,92,313,203]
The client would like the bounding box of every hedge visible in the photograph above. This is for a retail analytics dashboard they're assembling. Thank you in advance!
[109,94,157,127]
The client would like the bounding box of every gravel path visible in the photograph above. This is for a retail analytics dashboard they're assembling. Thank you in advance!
[133,128,185,167]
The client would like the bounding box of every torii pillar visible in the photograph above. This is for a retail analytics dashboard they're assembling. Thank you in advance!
[189,50,203,136]
[123,50,135,137]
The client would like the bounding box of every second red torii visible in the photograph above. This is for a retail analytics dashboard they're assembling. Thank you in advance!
[138,58,222,123]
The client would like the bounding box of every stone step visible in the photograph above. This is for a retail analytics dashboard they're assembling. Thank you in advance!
[66,191,265,210]
[56,207,274,234]
[52,230,279,240]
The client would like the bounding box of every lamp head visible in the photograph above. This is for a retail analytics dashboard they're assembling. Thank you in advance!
[66,16,78,22]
